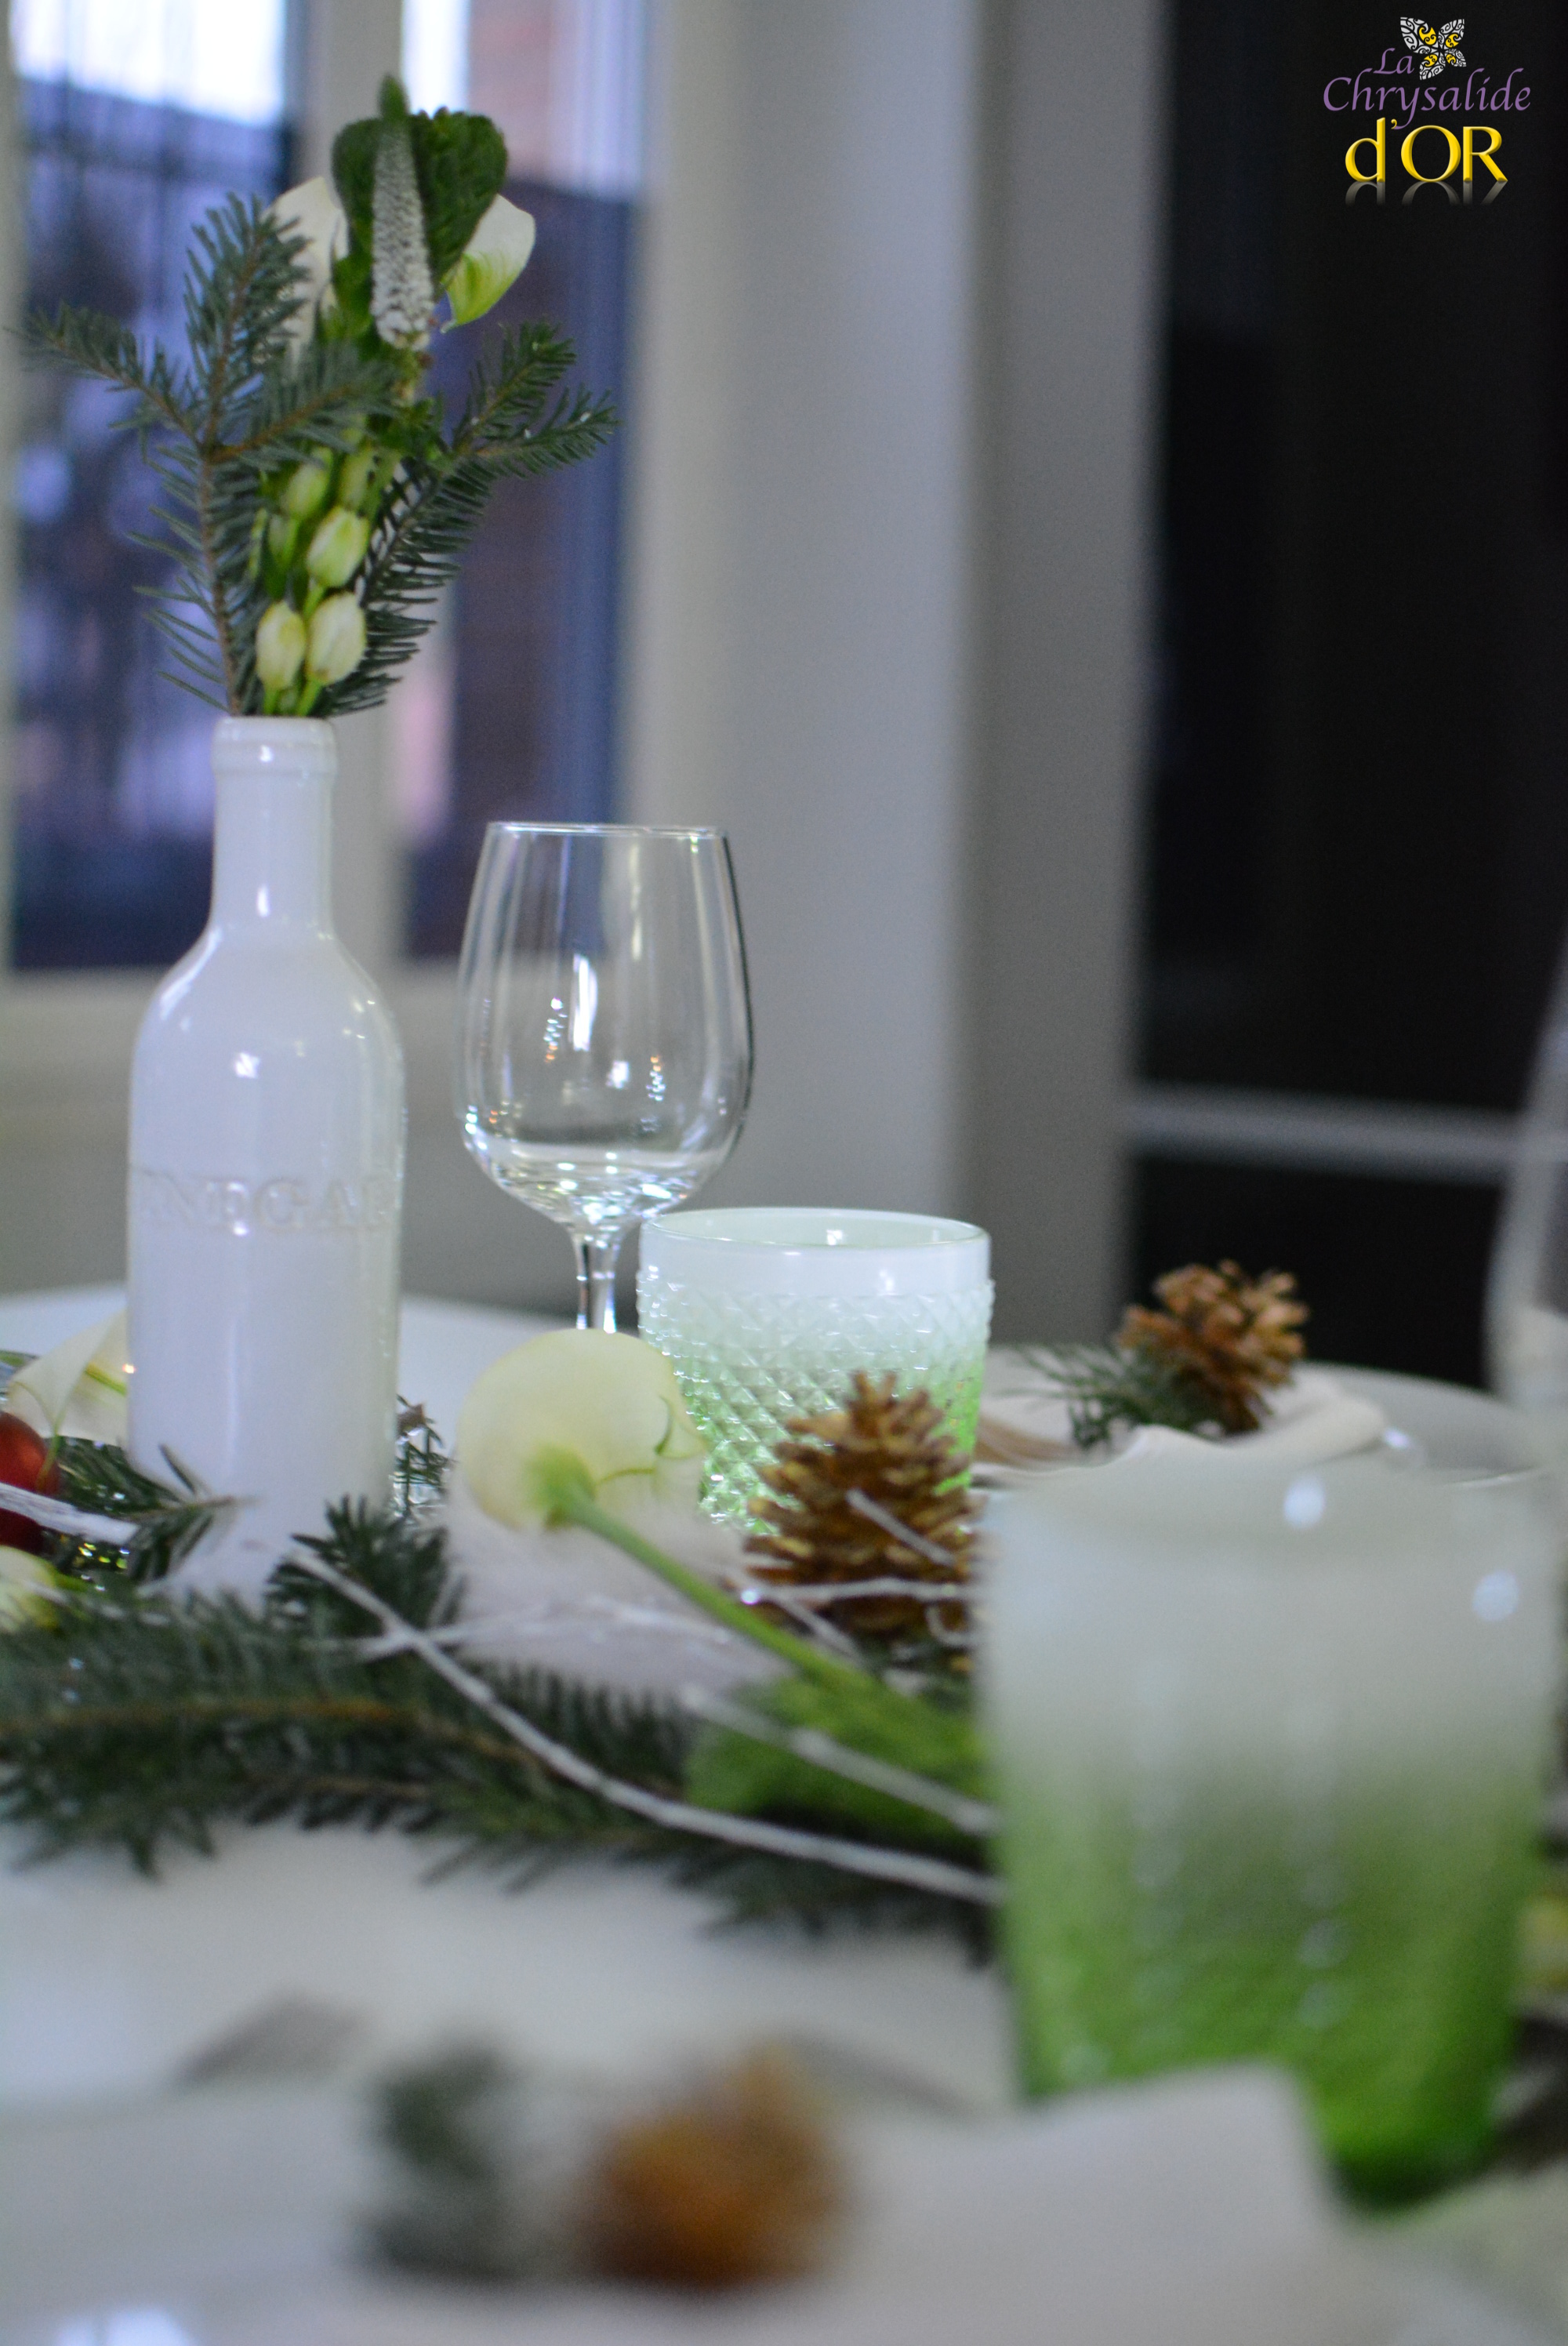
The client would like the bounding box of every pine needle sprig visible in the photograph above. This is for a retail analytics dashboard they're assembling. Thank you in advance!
[451,322,615,471]
[27,300,192,433]
[48,1440,226,1584]
[324,347,615,718]
[0,1535,688,1881]
[1019,1341,1225,1451]
[179,192,311,420]
[394,1403,450,1514]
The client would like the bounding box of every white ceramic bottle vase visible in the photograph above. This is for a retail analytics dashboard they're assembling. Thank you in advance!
[127,717,405,1595]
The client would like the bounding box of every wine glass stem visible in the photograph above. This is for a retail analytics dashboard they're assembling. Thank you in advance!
[574,1233,622,1332]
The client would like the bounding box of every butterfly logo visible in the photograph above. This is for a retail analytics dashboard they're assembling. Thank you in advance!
[1399,17,1467,79]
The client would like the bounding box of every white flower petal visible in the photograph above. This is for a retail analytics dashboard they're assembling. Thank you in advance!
[457,1330,704,1529]
[9,1310,129,1444]
[270,176,349,346]
[444,195,536,328]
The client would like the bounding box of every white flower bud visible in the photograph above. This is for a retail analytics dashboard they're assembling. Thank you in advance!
[338,445,378,511]
[304,505,369,587]
[445,196,536,327]
[281,458,332,519]
[255,600,307,690]
[306,592,366,685]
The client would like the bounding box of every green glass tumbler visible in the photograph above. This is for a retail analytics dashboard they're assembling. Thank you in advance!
[983,1456,1563,2198]
[637,1208,993,1523]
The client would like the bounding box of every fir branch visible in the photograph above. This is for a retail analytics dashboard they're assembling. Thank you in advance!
[0,1504,996,1944]
[223,337,400,464]
[451,323,617,471]
[394,1403,451,1513]
[25,303,193,434]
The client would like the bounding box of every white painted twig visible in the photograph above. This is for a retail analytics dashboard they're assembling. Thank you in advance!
[0,1485,165,1544]
[844,1488,966,1571]
[288,1549,1001,1908]
[731,1575,972,1608]
[743,1582,866,1661]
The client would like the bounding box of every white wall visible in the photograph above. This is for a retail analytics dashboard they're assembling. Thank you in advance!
[965,0,1169,1339]
[625,0,1168,1340]
[625,0,978,1218]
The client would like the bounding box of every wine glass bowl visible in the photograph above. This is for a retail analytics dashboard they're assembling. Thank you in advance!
[455,824,753,1329]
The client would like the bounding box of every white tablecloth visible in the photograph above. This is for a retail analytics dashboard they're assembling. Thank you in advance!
[0,1285,1011,2119]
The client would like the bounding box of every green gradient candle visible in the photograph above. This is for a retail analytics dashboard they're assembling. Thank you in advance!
[983,1458,1563,2199]
[637,1208,993,1523]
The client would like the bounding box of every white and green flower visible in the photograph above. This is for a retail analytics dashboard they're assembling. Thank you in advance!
[458,1331,706,1529]
[304,505,370,588]
[6,1309,129,1444]
[256,600,307,693]
[280,458,332,519]
[444,194,535,327]
[306,593,366,686]
[268,176,347,345]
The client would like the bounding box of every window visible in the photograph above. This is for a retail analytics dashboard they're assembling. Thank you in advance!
[1137,0,1563,1381]
[9,0,290,970]
[396,0,643,956]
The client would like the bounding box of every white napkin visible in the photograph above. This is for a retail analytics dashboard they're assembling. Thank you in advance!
[979,1360,1386,1474]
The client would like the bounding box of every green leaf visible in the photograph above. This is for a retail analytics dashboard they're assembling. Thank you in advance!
[331,118,380,251]
[332,96,506,293]
[411,110,508,284]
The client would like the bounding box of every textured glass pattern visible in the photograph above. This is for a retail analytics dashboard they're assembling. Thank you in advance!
[637,1281,994,1523]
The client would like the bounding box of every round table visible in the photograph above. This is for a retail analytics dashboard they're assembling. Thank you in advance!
[0,1294,1551,2346]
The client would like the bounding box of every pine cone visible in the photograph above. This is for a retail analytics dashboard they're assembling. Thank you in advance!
[1116,1261,1307,1435]
[744,1371,978,1641]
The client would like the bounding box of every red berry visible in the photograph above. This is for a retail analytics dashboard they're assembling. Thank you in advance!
[0,1411,59,1555]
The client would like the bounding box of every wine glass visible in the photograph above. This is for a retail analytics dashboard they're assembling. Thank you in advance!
[455,823,753,1330]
